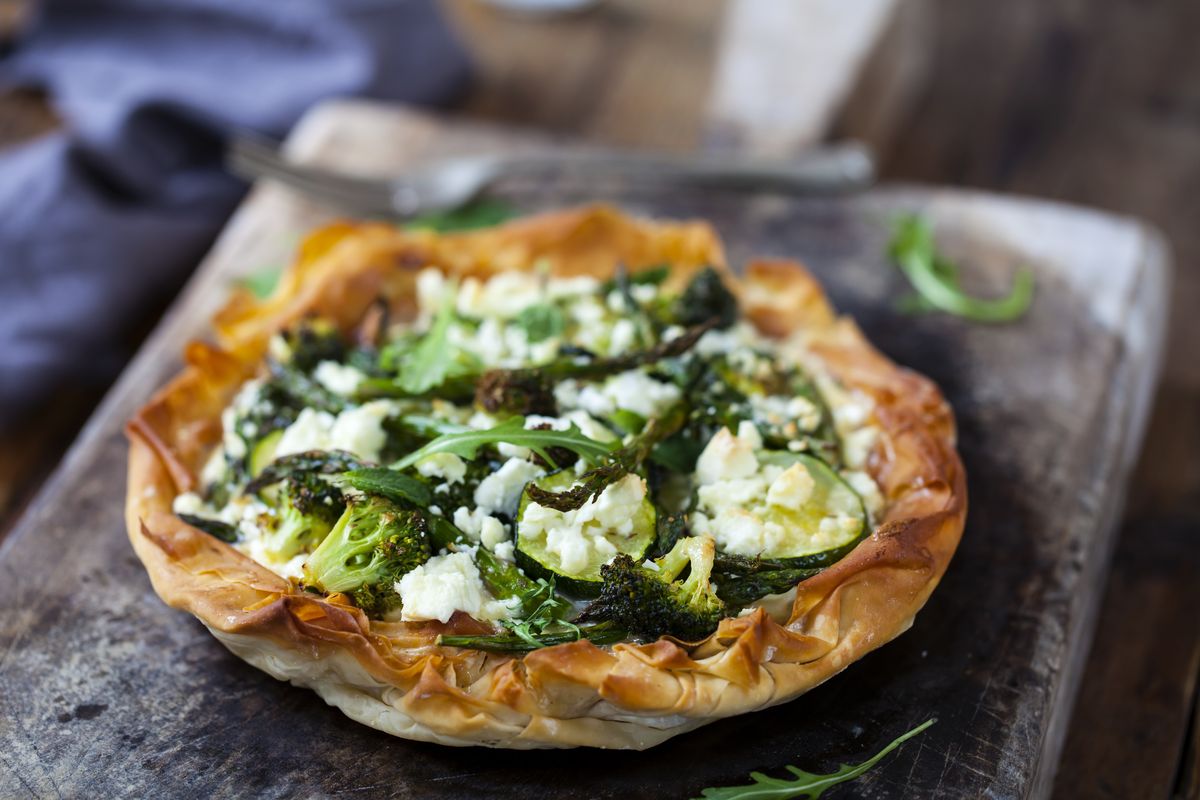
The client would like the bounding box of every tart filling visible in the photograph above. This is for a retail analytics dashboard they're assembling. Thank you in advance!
[172,265,883,645]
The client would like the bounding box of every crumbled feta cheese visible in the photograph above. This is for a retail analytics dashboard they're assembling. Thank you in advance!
[327,401,391,462]
[518,474,646,574]
[452,506,509,550]
[546,275,600,298]
[396,552,510,623]
[415,267,447,322]
[696,427,759,484]
[275,401,392,462]
[750,394,821,432]
[416,453,467,485]
[842,427,879,470]
[766,463,815,509]
[221,407,247,460]
[569,370,681,419]
[493,541,515,561]
[480,516,509,550]
[457,271,543,319]
[843,470,885,518]
[274,408,337,458]
[474,458,545,517]
[631,283,658,304]
[172,491,205,516]
[313,360,366,396]
[608,318,638,355]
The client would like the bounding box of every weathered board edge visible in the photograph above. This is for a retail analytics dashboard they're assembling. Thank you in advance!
[1028,229,1172,798]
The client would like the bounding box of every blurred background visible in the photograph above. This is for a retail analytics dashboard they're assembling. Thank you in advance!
[0,1,1196,796]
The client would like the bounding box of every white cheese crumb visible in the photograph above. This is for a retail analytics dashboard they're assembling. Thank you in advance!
[274,401,393,462]
[518,474,646,575]
[843,470,884,518]
[172,491,205,516]
[274,407,336,457]
[766,463,815,509]
[396,552,509,623]
[474,458,545,517]
[313,360,366,396]
[327,401,391,462]
[696,427,759,484]
[416,453,467,485]
[493,541,515,561]
[570,370,681,419]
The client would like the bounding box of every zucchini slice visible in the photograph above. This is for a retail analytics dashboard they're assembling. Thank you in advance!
[249,429,283,478]
[515,470,656,597]
[748,451,869,569]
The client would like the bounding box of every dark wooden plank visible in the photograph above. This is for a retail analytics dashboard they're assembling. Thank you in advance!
[829,2,1200,793]
[0,103,1167,799]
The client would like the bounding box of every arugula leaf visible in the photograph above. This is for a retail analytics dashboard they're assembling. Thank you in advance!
[239,266,283,299]
[439,620,626,652]
[399,415,472,438]
[336,468,432,507]
[498,578,580,648]
[405,200,517,232]
[390,416,614,471]
[695,719,935,800]
[513,303,566,343]
[396,283,458,394]
[178,513,239,543]
[890,215,1033,323]
[599,264,670,294]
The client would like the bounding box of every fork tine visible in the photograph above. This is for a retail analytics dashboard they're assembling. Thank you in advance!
[227,134,398,216]
[227,144,395,210]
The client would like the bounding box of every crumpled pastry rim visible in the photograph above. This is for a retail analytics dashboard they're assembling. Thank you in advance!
[124,205,966,750]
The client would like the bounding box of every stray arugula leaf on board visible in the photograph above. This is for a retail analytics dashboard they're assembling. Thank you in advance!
[389,416,614,471]
[695,719,935,800]
[889,215,1033,322]
[239,266,283,300]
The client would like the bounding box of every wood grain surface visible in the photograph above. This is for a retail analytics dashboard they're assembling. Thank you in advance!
[0,101,1168,799]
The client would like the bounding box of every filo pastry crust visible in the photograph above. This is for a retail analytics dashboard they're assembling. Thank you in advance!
[125,206,966,749]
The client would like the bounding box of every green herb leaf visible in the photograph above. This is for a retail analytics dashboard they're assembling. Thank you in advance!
[390,416,614,471]
[336,468,432,507]
[239,266,282,299]
[513,303,566,343]
[178,513,239,543]
[406,200,518,232]
[396,283,458,394]
[889,215,1033,323]
[599,264,670,294]
[695,719,935,800]
[498,577,580,648]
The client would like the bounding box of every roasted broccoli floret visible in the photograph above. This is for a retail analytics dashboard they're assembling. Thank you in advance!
[301,496,431,617]
[579,535,726,641]
[261,473,346,561]
[673,267,738,329]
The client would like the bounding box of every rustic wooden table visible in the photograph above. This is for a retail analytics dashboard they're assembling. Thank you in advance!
[1,1,1197,797]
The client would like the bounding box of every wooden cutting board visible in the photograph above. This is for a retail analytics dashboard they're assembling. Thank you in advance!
[0,100,1169,799]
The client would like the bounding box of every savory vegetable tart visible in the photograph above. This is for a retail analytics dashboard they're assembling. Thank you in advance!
[125,206,966,749]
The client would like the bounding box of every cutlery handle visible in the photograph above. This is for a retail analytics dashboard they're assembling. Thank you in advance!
[498,144,875,193]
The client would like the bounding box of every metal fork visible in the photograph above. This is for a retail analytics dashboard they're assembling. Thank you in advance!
[227,133,875,219]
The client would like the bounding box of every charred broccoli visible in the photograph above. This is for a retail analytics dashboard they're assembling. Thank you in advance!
[673,267,738,329]
[580,535,726,641]
[261,473,346,561]
[302,496,431,617]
